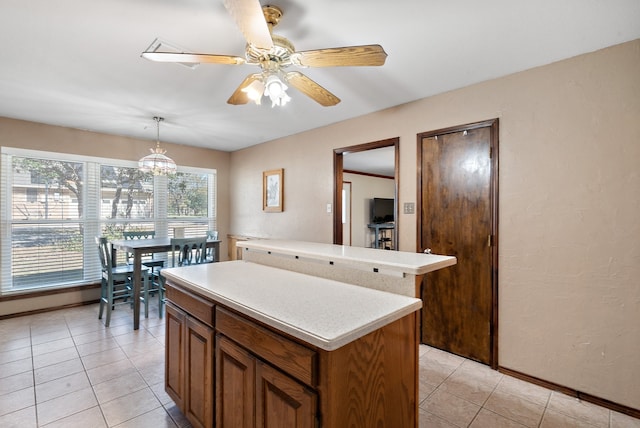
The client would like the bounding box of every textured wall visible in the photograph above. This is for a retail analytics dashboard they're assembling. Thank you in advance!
[230,40,640,409]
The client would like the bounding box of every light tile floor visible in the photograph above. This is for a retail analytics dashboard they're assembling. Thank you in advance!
[1,303,638,428]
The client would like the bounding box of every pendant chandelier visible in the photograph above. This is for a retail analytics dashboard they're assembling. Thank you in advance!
[138,116,177,175]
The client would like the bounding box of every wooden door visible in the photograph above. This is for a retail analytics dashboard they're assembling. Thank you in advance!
[418,120,498,366]
[165,303,185,409]
[185,316,215,428]
[216,335,256,428]
[256,361,317,428]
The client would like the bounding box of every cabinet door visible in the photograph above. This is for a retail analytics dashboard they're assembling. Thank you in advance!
[256,361,317,428]
[165,303,185,409]
[184,316,215,428]
[216,335,256,428]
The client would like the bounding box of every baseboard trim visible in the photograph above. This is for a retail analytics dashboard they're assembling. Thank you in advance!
[499,366,640,419]
[0,299,100,321]
[0,283,100,302]
[0,283,100,320]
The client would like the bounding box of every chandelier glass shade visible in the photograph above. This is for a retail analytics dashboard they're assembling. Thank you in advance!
[138,117,177,175]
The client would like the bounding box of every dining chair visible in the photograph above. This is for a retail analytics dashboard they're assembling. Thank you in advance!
[96,237,150,327]
[205,230,219,263]
[122,230,165,269]
[158,236,209,318]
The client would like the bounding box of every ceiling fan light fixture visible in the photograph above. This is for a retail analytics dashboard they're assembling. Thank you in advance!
[264,74,291,107]
[138,117,177,176]
[241,79,266,104]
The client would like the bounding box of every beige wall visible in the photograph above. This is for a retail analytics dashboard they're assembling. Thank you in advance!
[230,40,640,409]
[344,172,395,248]
[0,117,232,314]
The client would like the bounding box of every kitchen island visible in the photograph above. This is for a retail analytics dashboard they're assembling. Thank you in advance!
[161,261,420,428]
[161,240,456,428]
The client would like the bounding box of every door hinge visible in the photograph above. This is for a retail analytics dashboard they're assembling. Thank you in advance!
[489,146,493,159]
[487,235,493,247]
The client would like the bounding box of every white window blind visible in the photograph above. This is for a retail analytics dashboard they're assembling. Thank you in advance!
[0,147,217,294]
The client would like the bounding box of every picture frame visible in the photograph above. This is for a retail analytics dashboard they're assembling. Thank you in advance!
[263,168,284,212]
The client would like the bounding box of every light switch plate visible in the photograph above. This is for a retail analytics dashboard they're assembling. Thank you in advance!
[404,202,415,214]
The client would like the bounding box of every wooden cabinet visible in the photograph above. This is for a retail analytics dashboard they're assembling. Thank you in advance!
[166,281,419,428]
[165,286,215,428]
[256,360,316,428]
[165,303,186,409]
[216,335,255,428]
[216,308,317,428]
[184,316,214,428]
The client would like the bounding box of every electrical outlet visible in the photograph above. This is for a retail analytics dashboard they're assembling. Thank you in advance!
[404,202,415,214]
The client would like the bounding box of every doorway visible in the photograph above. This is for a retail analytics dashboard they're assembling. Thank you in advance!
[417,119,499,367]
[334,138,399,248]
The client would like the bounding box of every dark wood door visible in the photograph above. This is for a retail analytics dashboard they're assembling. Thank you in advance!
[418,120,498,366]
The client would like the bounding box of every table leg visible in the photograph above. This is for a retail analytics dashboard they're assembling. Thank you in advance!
[133,251,142,330]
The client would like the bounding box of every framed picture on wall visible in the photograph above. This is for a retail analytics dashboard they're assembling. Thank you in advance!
[263,168,284,212]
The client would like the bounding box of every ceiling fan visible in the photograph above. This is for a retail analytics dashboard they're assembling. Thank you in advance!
[141,0,387,107]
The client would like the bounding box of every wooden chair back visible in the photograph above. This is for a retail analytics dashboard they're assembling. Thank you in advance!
[123,230,156,264]
[169,237,209,267]
[96,236,113,276]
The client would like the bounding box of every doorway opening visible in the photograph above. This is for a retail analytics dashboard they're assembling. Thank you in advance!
[333,138,399,249]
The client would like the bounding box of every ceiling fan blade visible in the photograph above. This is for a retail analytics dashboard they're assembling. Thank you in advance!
[141,52,245,65]
[223,0,273,50]
[286,72,341,107]
[292,45,388,67]
[227,73,262,105]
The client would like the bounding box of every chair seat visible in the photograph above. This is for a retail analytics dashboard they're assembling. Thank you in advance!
[111,264,137,276]
[142,260,165,268]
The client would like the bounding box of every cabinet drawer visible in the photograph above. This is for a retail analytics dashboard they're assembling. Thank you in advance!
[216,307,317,387]
[166,283,215,328]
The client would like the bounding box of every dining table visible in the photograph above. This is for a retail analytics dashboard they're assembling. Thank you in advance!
[110,237,221,330]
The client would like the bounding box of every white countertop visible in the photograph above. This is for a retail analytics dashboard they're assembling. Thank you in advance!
[239,239,457,276]
[161,261,422,351]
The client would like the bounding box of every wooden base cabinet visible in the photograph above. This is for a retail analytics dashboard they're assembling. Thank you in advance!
[216,335,317,428]
[166,282,419,428]
[165,303,186,410]
[216,307,318,428]
[165,291,216,428]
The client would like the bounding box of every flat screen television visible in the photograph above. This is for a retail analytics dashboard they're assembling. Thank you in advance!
[371,198,394,224]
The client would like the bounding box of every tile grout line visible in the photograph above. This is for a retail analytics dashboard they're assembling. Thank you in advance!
[29,324,39,428]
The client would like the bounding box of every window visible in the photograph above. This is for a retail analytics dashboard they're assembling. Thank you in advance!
[1,148,217,294]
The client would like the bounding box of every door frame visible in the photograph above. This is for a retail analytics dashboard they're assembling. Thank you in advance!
[416,119,499,368]
[333,138,399,246]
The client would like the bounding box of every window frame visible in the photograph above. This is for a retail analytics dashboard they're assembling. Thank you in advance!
[1,147,217,294]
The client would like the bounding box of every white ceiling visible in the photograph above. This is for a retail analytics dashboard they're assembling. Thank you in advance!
[1,0,639,154]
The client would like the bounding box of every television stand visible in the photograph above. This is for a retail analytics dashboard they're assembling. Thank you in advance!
[368,222,395,249]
